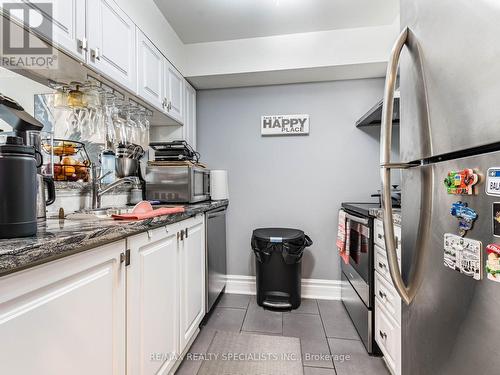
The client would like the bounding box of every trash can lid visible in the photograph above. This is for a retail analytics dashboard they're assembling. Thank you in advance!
[252,228,305,243]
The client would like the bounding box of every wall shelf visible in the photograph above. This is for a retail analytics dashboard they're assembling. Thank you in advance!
[356,91,400,128]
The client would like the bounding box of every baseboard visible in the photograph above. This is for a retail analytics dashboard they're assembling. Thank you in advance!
[225,275,341,300]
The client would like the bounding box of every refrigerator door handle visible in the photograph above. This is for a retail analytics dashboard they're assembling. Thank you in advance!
[380,27,429,306]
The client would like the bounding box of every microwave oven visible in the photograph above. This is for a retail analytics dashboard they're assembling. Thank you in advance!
[145,165,210,203]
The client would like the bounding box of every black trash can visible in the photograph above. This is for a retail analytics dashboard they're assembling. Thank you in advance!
[252,228,313,310]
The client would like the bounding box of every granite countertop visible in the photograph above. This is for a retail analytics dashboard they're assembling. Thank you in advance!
[0,200,228,277]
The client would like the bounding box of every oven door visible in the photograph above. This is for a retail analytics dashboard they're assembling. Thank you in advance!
[343,210,371,284]
[191,168,210,202]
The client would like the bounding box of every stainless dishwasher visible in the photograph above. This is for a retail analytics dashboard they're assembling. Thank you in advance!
[205,207,227,313]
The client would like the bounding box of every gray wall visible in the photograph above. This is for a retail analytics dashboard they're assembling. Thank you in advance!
[198,78,398,280]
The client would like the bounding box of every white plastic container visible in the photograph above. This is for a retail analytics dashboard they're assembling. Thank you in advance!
[100,150,116,184]
[210,170,229,200]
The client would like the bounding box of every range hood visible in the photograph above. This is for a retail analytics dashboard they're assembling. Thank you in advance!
[356,91,400,128]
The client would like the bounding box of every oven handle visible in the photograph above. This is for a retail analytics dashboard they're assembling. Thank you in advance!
[344,212,369,226]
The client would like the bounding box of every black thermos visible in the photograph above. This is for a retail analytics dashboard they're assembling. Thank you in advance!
[0,94,44,238]
[0,136,38,238]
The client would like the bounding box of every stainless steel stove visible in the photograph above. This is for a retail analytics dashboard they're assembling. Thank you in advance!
[339,202,380,355]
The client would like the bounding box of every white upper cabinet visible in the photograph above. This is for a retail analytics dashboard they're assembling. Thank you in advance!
[179,215,205,352]
[184,82,197,149]
[164,60,185,124]
[24,0,86,61]
[87,0,137,92]
[127,225,180,375]
[136,28,164,110]
[0,240,126,375]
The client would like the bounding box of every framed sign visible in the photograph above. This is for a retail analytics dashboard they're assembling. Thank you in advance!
[261,114,309,136]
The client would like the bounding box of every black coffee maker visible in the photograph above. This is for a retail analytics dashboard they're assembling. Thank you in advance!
[0,94,46,238]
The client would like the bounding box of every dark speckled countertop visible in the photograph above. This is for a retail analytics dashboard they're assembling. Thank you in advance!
[0,200,228,277]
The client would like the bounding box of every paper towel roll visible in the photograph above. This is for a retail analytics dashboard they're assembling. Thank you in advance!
[210,170,229,200]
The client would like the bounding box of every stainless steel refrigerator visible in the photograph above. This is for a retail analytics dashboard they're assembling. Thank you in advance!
[379,1,500,374]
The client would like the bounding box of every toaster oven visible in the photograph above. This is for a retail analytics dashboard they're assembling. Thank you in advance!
[145,165,210,203]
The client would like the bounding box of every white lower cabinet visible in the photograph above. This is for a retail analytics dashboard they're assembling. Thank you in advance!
[127,224,182,375]
[0,240,126,375]
[375,299,401,375]
[179,215,206,352]
[375,272,401,325]
[374,218,402,375]
[0,216,207,375]
[127,216,205,373]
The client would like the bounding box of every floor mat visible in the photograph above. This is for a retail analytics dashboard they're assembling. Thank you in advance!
[198,331,303,375]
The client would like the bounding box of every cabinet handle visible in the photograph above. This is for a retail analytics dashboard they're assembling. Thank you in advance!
[379,291,387,299]
[378,233,383,240]
[185,227,188,238]
[167,101,172,111]
[379,330,387,340]
[180,229,184,241]
[77,38,88,52]
[162,98,167,109]
[378,262,386,269]
[91,48,101,61]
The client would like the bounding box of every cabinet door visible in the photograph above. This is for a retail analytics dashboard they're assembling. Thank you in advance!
[164,60,184,124]
[0,240,126,375]
[25,0,86,61]
[136,28,164,110]
[127,225,180,375]
[179,215,205,352]
[375,299,401,375]
[184,82,197,148]
[87,0,136,92]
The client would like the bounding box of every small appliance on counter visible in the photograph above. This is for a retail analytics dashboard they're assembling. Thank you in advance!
[145,141,210,203]
[149,140,199,163]
[115,143,145,178]
[145,163,210,203]
[0,94,46,237]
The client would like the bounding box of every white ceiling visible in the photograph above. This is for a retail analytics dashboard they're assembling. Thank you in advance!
[154,0,399,44]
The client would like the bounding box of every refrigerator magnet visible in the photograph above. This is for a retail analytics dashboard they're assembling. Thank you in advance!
[486,168,500,196]
[493,203,500,237]
[486,244,500,282]
[443,233,482,281]
[444,169,478,195]
[450,201,478,237]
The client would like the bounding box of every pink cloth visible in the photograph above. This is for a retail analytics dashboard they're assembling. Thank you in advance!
[112,206,185,220]
[337,210,350,264]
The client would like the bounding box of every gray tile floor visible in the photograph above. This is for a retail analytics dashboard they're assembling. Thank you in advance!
[176,294,390,375]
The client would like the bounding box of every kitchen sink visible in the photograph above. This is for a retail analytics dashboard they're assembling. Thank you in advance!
[65,207,134,221]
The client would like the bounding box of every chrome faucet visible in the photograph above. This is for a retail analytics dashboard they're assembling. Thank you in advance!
[91,166,139,209]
